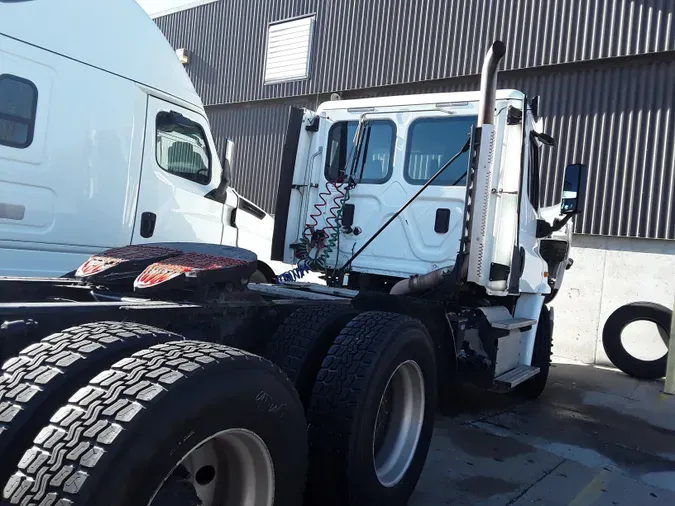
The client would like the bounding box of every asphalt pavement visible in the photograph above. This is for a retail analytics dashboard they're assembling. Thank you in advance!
[411,358,675,505]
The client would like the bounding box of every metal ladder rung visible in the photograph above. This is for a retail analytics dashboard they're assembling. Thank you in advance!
[494,365,540,388]
[491,318,537,330]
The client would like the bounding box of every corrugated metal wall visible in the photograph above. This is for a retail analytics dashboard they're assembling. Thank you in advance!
[155,0,674,240]
[156,0,674,106]
[209,56,674,240]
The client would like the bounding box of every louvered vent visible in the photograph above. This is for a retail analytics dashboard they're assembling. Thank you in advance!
[264,15,315,84]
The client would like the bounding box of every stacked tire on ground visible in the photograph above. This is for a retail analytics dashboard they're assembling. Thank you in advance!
[0,305,439,506]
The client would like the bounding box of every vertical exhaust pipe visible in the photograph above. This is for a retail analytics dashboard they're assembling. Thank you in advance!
[389,41,508,297]
[477,41,507,126]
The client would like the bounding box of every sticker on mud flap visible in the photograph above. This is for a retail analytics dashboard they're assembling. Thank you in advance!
[134,252,248,289]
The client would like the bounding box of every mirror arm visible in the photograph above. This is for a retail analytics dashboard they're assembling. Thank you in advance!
[536,213,573,239]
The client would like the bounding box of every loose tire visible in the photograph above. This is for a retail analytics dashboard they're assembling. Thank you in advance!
[262,304,358,408]
[4,341,308,506]
[306,311,437,506]
[0,321,176,489]
[602,301,672,379]
[516,305,553,400]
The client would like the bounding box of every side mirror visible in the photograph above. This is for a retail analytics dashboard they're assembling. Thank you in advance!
[560,163,588,215]
[221,159,232,189]
[530,96,541,120]
[220,138,235,188]
[206,139,234,204]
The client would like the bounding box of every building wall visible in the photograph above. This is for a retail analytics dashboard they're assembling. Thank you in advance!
[156,0,674,105]
[551,235,675,365]
[207,96,326,213]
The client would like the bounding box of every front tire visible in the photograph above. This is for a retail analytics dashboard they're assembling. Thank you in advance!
[516,305,553,400]
[4,341,308,506]
[306,311,437,506]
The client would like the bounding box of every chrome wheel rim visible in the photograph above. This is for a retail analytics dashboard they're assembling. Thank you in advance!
[372,360,426,488]
[149,428,275,506]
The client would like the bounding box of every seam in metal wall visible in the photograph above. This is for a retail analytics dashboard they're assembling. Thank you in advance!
[209,58,674,240]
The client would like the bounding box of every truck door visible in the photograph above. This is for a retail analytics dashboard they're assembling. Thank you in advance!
[133,96,230,245]
[323,111,477,278]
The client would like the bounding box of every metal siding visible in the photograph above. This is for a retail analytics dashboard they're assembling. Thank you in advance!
[205,60,674,240]
[155,0,675,105]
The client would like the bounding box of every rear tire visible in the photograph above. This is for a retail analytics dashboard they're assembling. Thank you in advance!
[602,302,671,379]
[250,269,269,284]
[0,321,176,490]
[4,341,308,506]
[306,311,437,506]
[262,304,358,408]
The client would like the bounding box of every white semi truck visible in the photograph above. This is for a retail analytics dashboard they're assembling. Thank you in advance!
[0,1,584,506]
[0,0,288,283]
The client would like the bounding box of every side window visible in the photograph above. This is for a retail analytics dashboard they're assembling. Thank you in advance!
[155,111,211,185]
[324,120,395,183]
[404,116,476,186]
[0,74,38,149]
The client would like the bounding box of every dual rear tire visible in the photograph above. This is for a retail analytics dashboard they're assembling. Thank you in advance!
[305,311,437,506]
[264,307,437,505]
[1,325,307,506]
[0,308,437,506]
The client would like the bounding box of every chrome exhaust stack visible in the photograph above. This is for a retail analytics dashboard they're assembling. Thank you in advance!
[477,41,506,126]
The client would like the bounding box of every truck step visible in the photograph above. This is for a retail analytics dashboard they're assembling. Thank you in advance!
[494,365,540,389]
[490,317,537,330]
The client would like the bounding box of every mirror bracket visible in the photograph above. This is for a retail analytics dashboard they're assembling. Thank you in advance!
[536,214,573,239]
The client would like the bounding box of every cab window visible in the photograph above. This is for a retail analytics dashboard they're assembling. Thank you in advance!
[404,116,476,186]
[324,120,395,183]
[0,74,38,149]
[156,111,211,185]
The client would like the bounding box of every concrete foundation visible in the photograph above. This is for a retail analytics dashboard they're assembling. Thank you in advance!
[550,235,675,365]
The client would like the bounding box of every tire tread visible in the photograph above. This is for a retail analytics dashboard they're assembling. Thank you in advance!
[0,321,178,490]
[4,340,289,505]
[306,311,434,506]
[263,305,356,406]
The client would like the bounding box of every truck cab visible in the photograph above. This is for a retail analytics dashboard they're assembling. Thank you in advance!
[0,0,287,280]
[271,41,588,393]
[273,90,577,298]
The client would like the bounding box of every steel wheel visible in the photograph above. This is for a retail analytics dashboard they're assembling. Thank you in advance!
[150,428,275,506]
[372,360,426,488]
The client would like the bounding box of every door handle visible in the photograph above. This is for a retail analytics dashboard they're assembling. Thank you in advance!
[140,212,156,238]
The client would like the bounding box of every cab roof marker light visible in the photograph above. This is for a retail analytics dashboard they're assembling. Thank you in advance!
[347,107,376,113]
[435,101,470,107]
